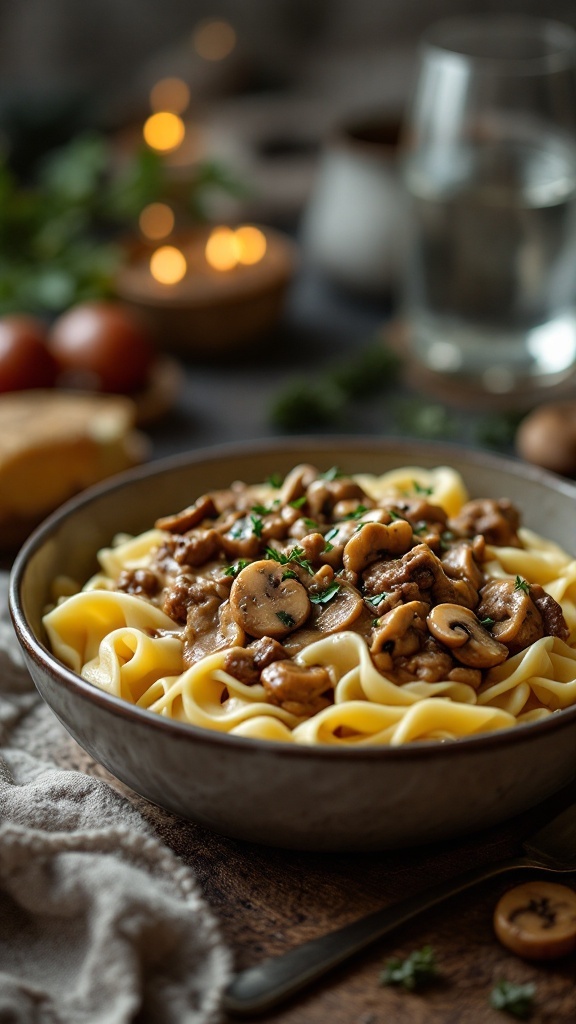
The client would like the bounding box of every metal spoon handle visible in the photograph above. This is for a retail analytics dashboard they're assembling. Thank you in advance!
[223,856,527,1017]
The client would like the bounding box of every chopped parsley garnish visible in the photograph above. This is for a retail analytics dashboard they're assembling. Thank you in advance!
[223,560,251,578]
[324,527,340,544]
[388,509,403,521]
[310,582,340,605]
[289,495,307,509]
[251,501,280,515]
[414,521,429,535]
[281,569,298,581]
[354,522,368,532]
[514,576,530,595]
[266,473,283,488]
[489,979,536,1019]
[303,518,319,530]
[323,540,334,552]
[319,466,344,481]
[250,514,264,538]
[368,592,389,608]
[344,504,370,520]
[276,611,295,628]
[372,617,380,628]
[380,946,438,991]
[480,616,495,629]
[412,481,433,496]
[439,530,454,552]
[265,545,314,575]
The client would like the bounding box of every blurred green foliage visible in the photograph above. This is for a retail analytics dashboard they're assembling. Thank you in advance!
[0,131,248,315]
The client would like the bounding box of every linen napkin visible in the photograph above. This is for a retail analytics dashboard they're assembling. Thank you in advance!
[0,571,231,1024]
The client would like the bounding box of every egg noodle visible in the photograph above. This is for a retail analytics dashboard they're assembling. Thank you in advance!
[43,465,576,746]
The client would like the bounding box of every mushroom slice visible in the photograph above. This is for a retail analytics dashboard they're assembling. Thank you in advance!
[343,520,413,574]
[183,600,245,666]
[427,603,508,668]
[281,581,365,653]
[229,559,311,639]
[279,464,319,506]
[371,600,429,659]
[155,494,218,533]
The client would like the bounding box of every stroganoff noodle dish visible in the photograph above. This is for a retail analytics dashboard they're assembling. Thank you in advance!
[43,463,576,746]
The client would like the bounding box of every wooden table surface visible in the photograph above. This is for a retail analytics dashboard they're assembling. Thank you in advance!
[71,731,575,1024]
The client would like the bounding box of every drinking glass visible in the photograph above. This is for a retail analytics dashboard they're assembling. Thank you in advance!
[400,16,576,396]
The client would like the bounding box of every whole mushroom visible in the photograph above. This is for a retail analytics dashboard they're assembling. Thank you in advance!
[516,401,576,476]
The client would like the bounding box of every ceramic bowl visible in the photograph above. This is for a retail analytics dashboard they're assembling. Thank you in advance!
[9,438,576,851]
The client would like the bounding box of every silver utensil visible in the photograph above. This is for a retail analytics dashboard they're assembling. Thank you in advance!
[223,802,576,1017]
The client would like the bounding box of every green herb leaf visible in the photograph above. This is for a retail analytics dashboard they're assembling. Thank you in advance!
[320,466,345,481]
[414,521,429,535]
[344,504,370,520]
[480,616,495,629]
[266,473,283,488]
[489,979,536,1019]
[250,514,264,538]
[368,592,389,608]
[265,545,314,575]
[412,481,433,496]
[324,527,340,544]
[251,502,279,515]
[223,560,250,578]
[276,610,295,628]
[439,530,454,552]
[282,569,298,581]
[289,495,307,509]
[380,946,438,991]
[514,576,530,595]
[303,518,319,530]
[329,340,401,398]
[310,582,341,605]
[269,381,345,431]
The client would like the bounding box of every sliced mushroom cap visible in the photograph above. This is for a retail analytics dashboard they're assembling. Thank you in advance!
[155,494,218,533]
[229,559,311,639]
[427,603,508,668]
[477,579,544,653]
[371,600,429,659]
[281,581,365,653]
[279,463,319,505]
[343,520,413,574]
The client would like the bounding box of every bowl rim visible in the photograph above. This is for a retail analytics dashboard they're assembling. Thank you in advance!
[9,434,576,762]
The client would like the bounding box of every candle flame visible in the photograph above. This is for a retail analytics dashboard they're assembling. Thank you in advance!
[193,19,237,61]
[139,203,175,240]
[205,226,267,271]
[150,246,187,285]
[205,227,240,271]
[143,112,186,152]
[235,225,267,265]
[150,77,190,115]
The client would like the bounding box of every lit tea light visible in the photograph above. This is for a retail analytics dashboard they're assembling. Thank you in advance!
[235,225,268,266]
[116,225,297,354]
[143,112,186,153]
[150,245,187,285]
[192,18,237,61]
[150,77,190,115]
[204,226,268,271]
[139,203,175,241]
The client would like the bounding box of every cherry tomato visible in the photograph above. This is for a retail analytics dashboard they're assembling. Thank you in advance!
[0,315,58,392]
[48,301,154,394]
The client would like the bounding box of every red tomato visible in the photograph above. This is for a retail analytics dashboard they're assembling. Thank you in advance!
[48,301,154,394]
[0,315,58,392]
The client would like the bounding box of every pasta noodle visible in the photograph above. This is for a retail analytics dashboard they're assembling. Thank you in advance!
[43,464,576,746]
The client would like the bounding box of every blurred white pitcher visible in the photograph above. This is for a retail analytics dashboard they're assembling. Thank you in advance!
[301,114,405,297]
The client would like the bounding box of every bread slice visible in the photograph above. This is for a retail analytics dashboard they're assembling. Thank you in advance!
[0,390,148,548]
